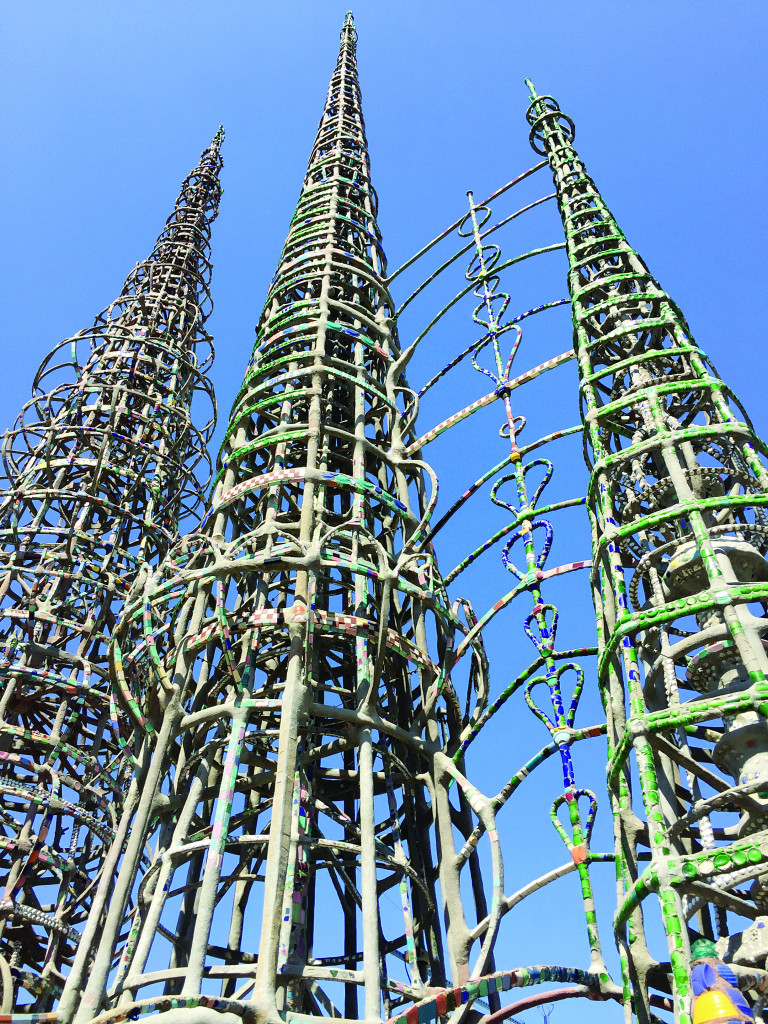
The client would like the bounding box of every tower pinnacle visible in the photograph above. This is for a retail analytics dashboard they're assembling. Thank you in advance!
[529,86,768,1021]
[0,134,222,1011]
[57,19,494,1024]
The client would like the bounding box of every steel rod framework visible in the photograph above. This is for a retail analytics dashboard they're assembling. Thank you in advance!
[5,14,768,1024]
[0,133,223,1011]
[57,15,498,1024]
[527,81,768,1021]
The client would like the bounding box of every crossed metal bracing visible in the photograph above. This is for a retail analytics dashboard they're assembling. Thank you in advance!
[0,133,222,1009]
[527,85,768,1019]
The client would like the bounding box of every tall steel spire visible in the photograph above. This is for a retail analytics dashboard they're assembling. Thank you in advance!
[0,131,222,1010]
[59,16,496,1024]
[527,81,768,1021]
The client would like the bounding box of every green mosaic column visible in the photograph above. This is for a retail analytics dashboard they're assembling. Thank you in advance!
[527,81,768,1022]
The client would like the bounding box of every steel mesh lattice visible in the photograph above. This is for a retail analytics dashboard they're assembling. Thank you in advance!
[0,132,223,1011]
[6,15,768,1024]
[58,16,496,1024]
[527,81,768,1021]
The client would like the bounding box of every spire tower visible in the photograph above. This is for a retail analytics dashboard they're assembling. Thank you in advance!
[59,17,495,1024]
[0,132,222,1010]
[527,82,768,1020]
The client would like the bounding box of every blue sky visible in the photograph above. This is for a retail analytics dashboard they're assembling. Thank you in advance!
[2,2,767,1019]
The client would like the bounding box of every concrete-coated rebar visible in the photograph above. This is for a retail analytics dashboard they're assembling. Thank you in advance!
[0,132,222,1010]
[527,79,768,1022]
[57,16,496,1024]
[12,17,768,1024]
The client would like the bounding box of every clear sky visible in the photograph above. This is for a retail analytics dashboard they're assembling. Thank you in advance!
[2,2,767,1020]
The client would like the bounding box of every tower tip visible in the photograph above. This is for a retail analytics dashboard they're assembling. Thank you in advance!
[200,126,224,170]
[342,11,356,40]
[524,78,538,100]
